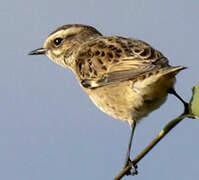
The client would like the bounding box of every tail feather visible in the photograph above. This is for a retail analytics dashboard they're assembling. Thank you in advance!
[161,66,187,76]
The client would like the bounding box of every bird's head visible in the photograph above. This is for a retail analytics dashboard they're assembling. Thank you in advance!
[29,24,102,68]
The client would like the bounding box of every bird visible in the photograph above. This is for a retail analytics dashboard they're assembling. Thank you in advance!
[28,24,186,174]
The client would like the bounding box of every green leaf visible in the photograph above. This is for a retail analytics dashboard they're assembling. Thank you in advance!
[189,84,199,119]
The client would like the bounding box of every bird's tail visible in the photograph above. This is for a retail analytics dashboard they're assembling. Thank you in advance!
[161,66,187,76]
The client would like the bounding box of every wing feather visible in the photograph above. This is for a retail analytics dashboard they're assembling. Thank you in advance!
[75,36,170,88]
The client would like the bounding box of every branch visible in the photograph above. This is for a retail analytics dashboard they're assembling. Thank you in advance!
[113,84,199,180]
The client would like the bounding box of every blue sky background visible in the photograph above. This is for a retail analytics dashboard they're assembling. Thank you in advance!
[1,0,199,179]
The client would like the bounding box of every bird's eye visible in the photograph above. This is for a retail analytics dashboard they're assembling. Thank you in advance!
[53,38,63,46]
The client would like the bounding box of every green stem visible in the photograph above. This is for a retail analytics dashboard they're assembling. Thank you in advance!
[113,113,189,180]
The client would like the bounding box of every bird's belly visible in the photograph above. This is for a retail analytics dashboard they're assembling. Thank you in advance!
[88,81,141,122]
[87,75,175,125]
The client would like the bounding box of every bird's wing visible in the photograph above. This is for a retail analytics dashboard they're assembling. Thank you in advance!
[75,36,170,88]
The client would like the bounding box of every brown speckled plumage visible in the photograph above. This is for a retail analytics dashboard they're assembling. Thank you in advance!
[29,24,186,171]
[75,36,168,87]
[29,24,185,126]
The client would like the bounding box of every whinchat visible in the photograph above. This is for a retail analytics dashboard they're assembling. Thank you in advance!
[29,24,186,173]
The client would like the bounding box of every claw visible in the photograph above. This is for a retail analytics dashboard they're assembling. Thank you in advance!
[124,158,138,176]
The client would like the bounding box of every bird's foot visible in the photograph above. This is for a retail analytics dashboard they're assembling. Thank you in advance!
[183,102,189,114]
[124,158,138,176]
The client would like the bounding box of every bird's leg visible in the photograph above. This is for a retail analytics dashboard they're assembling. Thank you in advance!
[123,119,138,175]
[168,88,189,113]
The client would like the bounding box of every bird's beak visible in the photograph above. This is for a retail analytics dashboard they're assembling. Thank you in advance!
[28,48,48,55]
